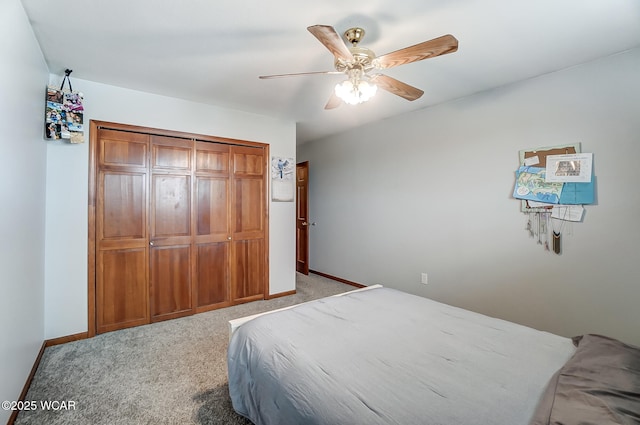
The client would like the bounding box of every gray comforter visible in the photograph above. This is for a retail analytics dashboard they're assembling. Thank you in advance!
[227,287,575,425]
[530,334,640,425]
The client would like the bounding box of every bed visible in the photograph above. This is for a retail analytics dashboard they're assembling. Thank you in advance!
[227,285,640,425]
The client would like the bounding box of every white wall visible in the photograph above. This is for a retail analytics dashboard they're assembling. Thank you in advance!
[44,78,297,339]
[0,0,49,422]
[298,48,640,346]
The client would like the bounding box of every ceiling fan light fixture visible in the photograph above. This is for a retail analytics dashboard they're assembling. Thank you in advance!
[262,25,458,109]
[334,79,377,105]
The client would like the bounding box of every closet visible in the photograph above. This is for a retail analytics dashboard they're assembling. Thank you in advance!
[90,121,267,335]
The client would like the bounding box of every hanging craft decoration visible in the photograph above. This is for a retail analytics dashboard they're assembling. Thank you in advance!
[45,69,84,143]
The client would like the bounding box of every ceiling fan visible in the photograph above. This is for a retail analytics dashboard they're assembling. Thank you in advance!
[259,25,458,109]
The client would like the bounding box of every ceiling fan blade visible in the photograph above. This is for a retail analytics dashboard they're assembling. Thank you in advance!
[369,74,424,101]
[324,91,342,110]
[307,25,354,62]
[259,71,343,79]
[374,34,458,69]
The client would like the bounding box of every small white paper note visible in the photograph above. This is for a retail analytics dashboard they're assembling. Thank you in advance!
[551,205,584,222]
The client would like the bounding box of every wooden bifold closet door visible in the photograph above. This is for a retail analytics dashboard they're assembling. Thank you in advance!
[92,122,267,335]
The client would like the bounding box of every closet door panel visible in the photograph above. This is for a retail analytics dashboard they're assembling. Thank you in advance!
[150,245,192,320]
[232,239,265,302]
[99,128,148,168]
[196,143,229,174]
[230,146,266,303]
[195,142,230,242]
[99,172,146,241]
[96,128,150,334]
[196,177,229,237]
[149,136,194,320]
[194,176,231,310]
[196,242,229,308]
[232,146,265,241]
[234,178,265,235]
[97,248,148,333]
[151,174,191,238]
[194,142,232,311]
[233,150,263,176]
[152,136,192,170]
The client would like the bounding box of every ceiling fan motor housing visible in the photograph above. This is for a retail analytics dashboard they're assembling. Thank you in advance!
[335,27,377,73]
[335,46,376,72]
[344,27,366,45]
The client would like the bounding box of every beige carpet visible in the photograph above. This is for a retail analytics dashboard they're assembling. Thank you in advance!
[15,272,355,425]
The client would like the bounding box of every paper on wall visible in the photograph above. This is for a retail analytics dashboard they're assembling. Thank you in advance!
[551,205,584,222]
[545,153,593,183]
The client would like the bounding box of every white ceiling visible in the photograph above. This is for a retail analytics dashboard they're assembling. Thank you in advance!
[20,0,640,144]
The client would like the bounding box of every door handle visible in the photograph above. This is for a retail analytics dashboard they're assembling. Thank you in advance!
[301,222,308,226]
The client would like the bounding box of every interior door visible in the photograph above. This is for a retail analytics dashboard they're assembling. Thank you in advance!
[231,145,266,303]
[149,135,194,322]
[194,141,231,312]
[96,128,150,334]
[296,161,310,274]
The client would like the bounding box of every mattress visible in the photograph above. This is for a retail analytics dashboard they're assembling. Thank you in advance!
[227,286,575,425]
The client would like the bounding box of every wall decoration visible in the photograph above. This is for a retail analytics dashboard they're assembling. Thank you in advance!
[517,143,580,212]
[544,153,593,183]
[45,69,84,143]
[513,166,564,204]
[513,143,596,255]
[271,156,295,202]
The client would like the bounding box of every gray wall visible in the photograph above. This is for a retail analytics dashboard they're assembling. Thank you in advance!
[298,48,640,346]
[0,0,49,422]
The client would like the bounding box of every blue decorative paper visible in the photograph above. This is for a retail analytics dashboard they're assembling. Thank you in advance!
[558,177,595,205]
[513,166,563,204]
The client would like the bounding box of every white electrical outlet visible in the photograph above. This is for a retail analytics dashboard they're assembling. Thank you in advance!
[421,273,428,285]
